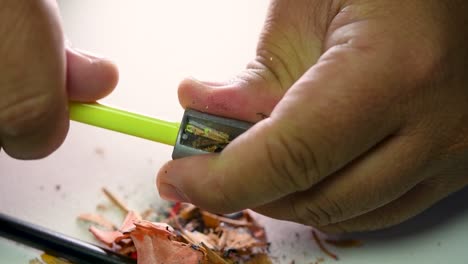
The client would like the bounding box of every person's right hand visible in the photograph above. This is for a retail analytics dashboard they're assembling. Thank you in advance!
[157,0,468,233]
[0,0,118,159]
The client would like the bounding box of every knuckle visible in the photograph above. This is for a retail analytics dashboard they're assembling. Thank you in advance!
[0,91,55,137]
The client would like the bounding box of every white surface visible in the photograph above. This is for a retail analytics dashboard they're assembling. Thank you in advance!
[1,1,468,263]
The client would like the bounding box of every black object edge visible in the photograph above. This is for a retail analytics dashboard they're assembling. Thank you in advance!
[0,212,136,264]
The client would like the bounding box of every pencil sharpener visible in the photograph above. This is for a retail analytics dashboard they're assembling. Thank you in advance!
[172,109,253,159]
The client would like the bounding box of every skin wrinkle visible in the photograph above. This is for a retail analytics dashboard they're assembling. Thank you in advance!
[282,15,318,74]
[0,2,31,48]
[254,0,333,91]
[351,138,432,215]
[279,68,376,176]
[255,22,291,88]
[0,93,53,136]
[266,132,293,195]
[243,62,274,85]
[312,202,334,226]
[279,126,324,192]
[301,1,339,56]
[0,2,65,139]
[257,31,306,84]
[291,132,319,191]
[316,46,402,119]
[254,48,293,91]
[258,101,434,227]
[286,83,386,183]
[329,164,468,232]
[0,73,38,109]
[325,3,415,54]
[291,195,321,226]
[320,194,345,224]
[329,183,440,232]
[286,26,309,76]
[276,129,306,191]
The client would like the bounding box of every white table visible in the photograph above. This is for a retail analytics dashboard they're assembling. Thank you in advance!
[1,1,467,263]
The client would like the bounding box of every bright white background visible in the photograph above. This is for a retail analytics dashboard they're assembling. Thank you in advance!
[1,1,468,263]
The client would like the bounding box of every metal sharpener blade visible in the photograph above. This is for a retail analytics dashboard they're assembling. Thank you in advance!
[172,109,253,159]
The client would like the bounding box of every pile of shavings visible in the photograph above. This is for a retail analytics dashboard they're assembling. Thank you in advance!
[29,188,362,264]
[78,189,272,264]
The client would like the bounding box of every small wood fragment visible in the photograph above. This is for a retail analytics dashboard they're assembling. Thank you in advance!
[96,204,108,211]
[312,257,325,264]
[178,203,199,220]
[245,254,273,264]
[200,243,230,264]
[202,211,252,228]
[89,226,124,247]
[77,213,116,230]
[102,187,130,214]
[325,238,363,248]
[312,230,338,261]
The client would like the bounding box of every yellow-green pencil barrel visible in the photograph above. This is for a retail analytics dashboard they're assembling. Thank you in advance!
[69,102,180,146]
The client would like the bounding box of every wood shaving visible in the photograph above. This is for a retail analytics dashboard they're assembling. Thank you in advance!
[312,230,338,261]
[77,213,116,230]
[201,211,252,228]
[84,190,271,264]
[325,238,363,248]
[102,187,130,214]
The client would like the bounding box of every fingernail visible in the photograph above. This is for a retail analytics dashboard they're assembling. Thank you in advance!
[158,183,189,203]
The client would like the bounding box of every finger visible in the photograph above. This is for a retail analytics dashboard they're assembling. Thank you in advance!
[177,0,332,121]
[66,47,119,101]
[319,173,468,233]
[0,0,68,159]
[157,37,406,213]
[253,131,434,227]
[178,74,283,123]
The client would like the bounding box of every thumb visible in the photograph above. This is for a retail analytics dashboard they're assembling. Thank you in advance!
[177,73,284,123]
[66,47,119,102]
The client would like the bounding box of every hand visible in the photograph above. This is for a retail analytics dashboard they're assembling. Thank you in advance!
[157,0,468,233]
[0,0,118,159]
